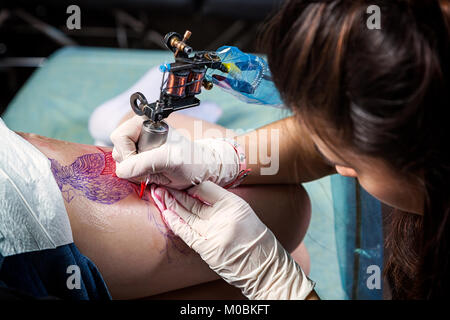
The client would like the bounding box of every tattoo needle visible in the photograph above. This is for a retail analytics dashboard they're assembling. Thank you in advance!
[139,176,150,199]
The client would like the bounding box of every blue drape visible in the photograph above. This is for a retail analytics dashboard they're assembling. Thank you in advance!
[331,175,384,299]
[0,243,111,300]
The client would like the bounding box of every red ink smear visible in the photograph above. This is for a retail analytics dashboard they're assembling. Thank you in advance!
[148,185,172,228]
[148,187,170,230]
[94,147,118,177]
[100,151,117,177]
[139,181,146,198]
[95,147,149,200]
[189,193,212,206]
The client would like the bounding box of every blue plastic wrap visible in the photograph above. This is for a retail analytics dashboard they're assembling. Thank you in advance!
[205,46,284,107]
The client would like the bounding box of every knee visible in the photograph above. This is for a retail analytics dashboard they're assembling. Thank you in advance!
[230,183,311,253]
[277,185,312,275]
[278,184,311,253]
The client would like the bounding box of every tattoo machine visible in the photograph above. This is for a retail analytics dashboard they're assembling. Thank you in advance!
[129,30,283,197]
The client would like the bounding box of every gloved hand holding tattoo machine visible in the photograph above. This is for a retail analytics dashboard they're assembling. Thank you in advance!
[111,30,280,193]
[111,114,242,190]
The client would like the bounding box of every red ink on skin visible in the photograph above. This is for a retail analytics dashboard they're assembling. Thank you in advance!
[97,150,192,246]
[139,181,146,198]
[145,187,168,227]
[100,150,118,177]
[145,184,191,262]
[50,147,190,261]
[95,147,152,200]
[50,148,134,204]
[150,185,175,228]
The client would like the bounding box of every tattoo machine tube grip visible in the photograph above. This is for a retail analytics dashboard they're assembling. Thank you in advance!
[137,120,169,199]
[137,120,169,153]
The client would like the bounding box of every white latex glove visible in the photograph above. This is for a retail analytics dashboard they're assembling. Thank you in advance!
[155,181,315,300]
[110,115,240,189]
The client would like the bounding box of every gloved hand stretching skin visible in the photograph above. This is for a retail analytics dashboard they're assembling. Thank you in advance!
[110,115,240,189]
[154,181,315,300]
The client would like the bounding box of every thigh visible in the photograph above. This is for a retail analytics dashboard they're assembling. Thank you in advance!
[17,132,311,300]
[84,182,311,300]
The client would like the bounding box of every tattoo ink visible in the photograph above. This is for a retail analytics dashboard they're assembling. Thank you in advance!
[49,149,134,204]
[49,149,190,260]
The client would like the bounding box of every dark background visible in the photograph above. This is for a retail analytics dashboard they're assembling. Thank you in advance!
[0,0,284,115]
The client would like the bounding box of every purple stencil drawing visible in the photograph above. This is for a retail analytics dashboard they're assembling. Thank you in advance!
[146,205,191,262]
[49,149,190,260]
[138,186,191,260]
[49,150,134,204]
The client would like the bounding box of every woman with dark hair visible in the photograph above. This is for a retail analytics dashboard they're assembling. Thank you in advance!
[111,0,450,299]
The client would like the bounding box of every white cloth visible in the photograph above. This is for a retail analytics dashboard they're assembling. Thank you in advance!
[88,66,223,146]
[0,118,73,257]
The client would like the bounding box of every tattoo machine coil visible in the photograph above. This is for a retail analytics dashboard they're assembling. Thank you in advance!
[130,30,226,155]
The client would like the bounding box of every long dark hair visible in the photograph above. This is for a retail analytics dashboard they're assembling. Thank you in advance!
[260,0,450,299]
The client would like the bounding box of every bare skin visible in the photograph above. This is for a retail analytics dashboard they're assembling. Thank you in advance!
[305,126,424,215]
[117,111,336,185]
[16,126,312,300]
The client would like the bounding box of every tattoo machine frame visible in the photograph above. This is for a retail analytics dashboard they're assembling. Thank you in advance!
[130,30,227,196]
[130,30,227,150]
